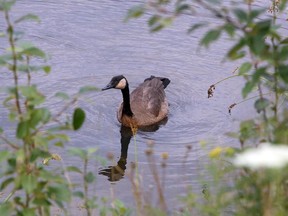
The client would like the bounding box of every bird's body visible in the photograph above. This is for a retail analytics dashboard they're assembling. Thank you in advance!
[102,75,170,128]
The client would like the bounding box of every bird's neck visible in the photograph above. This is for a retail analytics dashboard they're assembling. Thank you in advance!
[121,83,133,117]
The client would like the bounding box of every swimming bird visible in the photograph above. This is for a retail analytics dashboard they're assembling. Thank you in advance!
[102,75,170,128]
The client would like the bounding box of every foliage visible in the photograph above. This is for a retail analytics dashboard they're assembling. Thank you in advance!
[0,1,98,215]
[126,0,288,215]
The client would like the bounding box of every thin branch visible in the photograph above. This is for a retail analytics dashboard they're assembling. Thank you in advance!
[208,74,240,98]
[194,0,246,31]
[4,190,15,203]
[228,92,274,114]
[52,97,77,122]
[4,10,22,116]
[146,154,167,212]
[271,1,279,121]
[0,134,19,150]
[31,97,78,136]
[26,56,31,86]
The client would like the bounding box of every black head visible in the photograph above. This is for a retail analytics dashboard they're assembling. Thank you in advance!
[102,75,127,91]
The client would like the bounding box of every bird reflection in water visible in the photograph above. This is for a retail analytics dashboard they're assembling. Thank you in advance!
[98,118,168,182]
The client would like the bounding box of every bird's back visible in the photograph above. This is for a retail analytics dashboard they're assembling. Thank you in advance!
[118,76,170,127]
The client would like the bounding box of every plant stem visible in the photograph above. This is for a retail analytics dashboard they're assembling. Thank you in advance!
[25,192,30,208]
[53,97,78,122]
[212,74,240,86]
[83,158,91,216]
[4,10,22,116]
[147,154,167,212]
[4,190,15,203]
[26,56,31,86]
[271,2,279,122]
[32,97,78,136]
[133,132,139,181]
[194,0,245,31]
[0,134,19,149]
[235,92,274,106]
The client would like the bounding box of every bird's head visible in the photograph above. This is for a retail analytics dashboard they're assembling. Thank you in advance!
[102,75,127,91]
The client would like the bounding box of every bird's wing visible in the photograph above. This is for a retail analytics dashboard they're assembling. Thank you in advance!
[130,78,165,117]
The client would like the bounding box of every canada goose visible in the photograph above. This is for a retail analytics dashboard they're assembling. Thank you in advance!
[102,75,170,128]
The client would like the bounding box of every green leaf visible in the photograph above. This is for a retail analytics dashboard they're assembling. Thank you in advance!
[254,98,270,113]
[66,166,83,174]
[0,53,11,65]
[73,191,84,198]
[31,149,51,161]
[252,20,271,38]
[29,108,51,128]
[201,29,221,47]
[249,9,266,21]
[176,4,190,14]
[0,150,10,162]
[188,23,207,34]
[19,85,45,106]
[233,9,248,22]
[49,133,70,141]
[0,58,6,65]
[16,121,30,138]
[54,141,64,147]
[239,120,257,142]
[33,135,48,147]
[87,147,98,155]
[150,23,165,33]
[242,67,266,98]
[278,65,288,83]
[0,127,3,133]
[0,0,16,11]
[22,47,46,58]
[148,15,161,27]
[223,23,235,37]
[238,62,252,75]
[279,0,288,11]
[84,172,95,183]
[55,92,70,100]
[42,65,51,74]
[17,65,50,74]
[15,14,40,24]
[125,5,145,21]
[150,17,173,33]
[0,203,13,216]
[22,208,36,216]
[47,185,71,204]
[79,86,99,94]
[227,38,246,60]
[72,108,85,130]
[248,35,267,55]
[17,42,46,58]
[68,147,87,160]
[0,177,14,190]
[22,174,37,193]
[9,112,16,121]
[278,46,288,61]
[280,37,288,44]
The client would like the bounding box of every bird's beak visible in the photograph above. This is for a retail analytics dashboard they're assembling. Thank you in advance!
[102,82,114,91]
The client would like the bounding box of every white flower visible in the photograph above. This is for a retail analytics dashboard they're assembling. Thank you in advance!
[233,143,288,169]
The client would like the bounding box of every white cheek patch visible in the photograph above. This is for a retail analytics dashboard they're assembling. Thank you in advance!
[115,78,126,89]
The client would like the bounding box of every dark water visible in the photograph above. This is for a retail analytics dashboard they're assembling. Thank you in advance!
[0,0,274,214]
